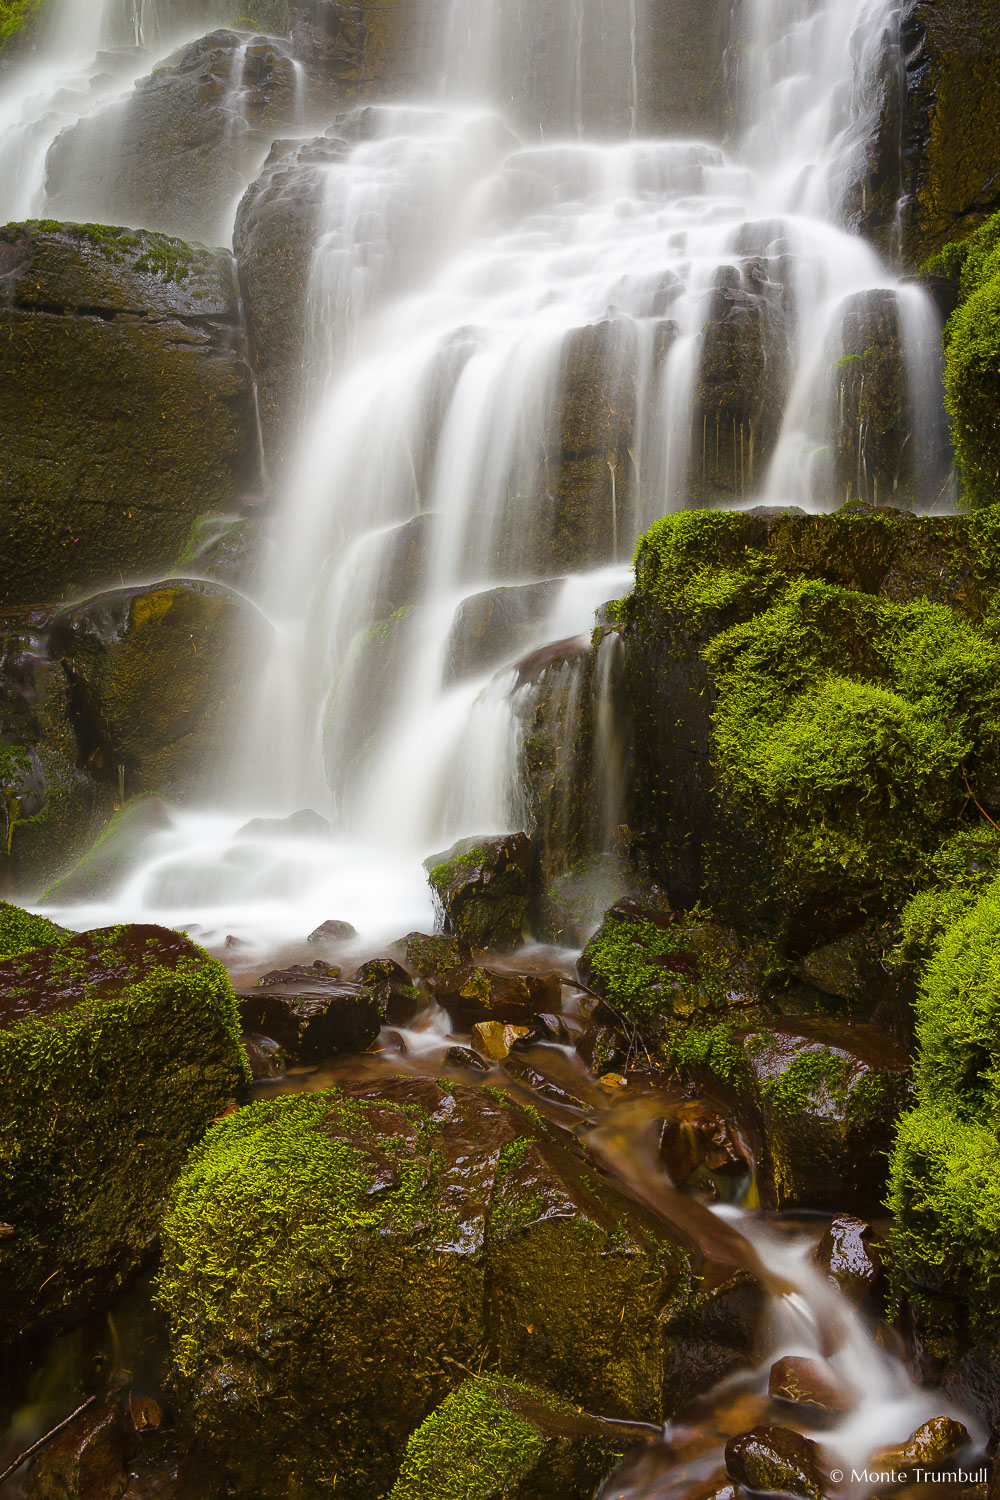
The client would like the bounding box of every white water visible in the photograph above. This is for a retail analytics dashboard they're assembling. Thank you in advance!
[13,0,951,953]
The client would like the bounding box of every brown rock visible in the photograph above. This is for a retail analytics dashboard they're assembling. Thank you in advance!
[725,1425,826,1500]
[24,1401,133,1500]
[868,1416,971,1472]
[814,1215,885,1305]
[471,1021,532,1060]
[238,967,381,1061]
[433,965,561,1025]
[768,1355,856,1415]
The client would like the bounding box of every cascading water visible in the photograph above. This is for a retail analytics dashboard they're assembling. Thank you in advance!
[33,0,952,956]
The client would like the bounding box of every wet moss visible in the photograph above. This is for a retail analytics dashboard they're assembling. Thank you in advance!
[0,920,248,1344]
[0,0,46,54]
[933,210,1000,507]
[0,900,64,959]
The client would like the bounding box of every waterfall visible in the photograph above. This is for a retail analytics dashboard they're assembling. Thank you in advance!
[27,0,953,951]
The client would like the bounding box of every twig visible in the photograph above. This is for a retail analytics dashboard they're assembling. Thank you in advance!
[0,1395,97,1488]
[960,764,1000,836]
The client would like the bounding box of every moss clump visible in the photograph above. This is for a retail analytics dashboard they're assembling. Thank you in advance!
[662,1021,748,1090]
[935,210,1000,507]
[631,508,782,626]
[0,899,64,958]
[0,919,248,1344]
[755,1046,851,1120]
[0,0,46,53]
[425,835,531,951]
[389,1376,623,1500]
[895,825,1000,964]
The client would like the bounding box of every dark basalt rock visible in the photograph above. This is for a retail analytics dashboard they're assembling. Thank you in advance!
[424,832,532,950]
[814,1215,885,1306]
[238,965,381,1060]
[725,1425,826,1500]
[768,1355,855,1416]
[444,579,563,683]
[350,956,421,1024]
[431,964,562,1025]
[0,913,247,1346]
[0,222,256,608]
[23,1399,134,1500]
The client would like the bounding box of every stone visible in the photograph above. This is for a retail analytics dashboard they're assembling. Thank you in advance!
[44,31,307,247]
[424,833,532,949]
[432,965,561,1025]
[444,1044,491,1072]
[242,1032,287,1080]
[287,0,444,99]
[657,1104,754,1200]
[238,966,381,1061]
[814,1216,885,1305]
[49,580,265,804]
[0,914,248,1346]
[236,808,331,839]
[309,918,359,942]
[158,1076,699,1498]
[23,1400,134,1500]
[41,797,173,903]
[388,1375,635,1500]
[725,1425,825,1500]
[444,580,563,684]
[661,1272,768,1411]
[768,1355,855,1415]
[350,957,421,1024]
[404,931,469,978]
[0,222,256,607]
[868,1417,971,1472]
[471,1020,532,1060]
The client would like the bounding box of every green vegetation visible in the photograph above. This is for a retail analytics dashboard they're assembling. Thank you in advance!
[0,0,45,52]
[629,508,781,626]
[0,900,64,959]
[580,909,735,1026]
[0,917,247,1343]
[931,210,1000,506]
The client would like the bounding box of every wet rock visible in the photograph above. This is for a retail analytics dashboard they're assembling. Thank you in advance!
[471,1020,533,1060]
[742,1020,910,1212]
[868,1417,971,1473]
[444,1044,491,1072]
[308,917,358,942]
[0,222,255,607]
[24,1400,134,1500]
[236,808,331,839]
[814,1215,885,1306]
[242,1032,287,1079]
[0,915,248,1345]
[42,798,173,903]
[433,964,561,1025]
[404,930,469,978]
[725,1425,825,1500]
[238,966,381,1061]
[444,579,563,683]
[351,956,421,1024]
[657,1104,754,1200]
[388,1375,634,1499]
[662,1272,768,1410]
[159,1076,699,1497]
[768,1355,855,1415]
[287,0,444,100]
[49,580,265,804]
[44,31,306,247]
[425,832,532,949]
[501,1056,589,1109]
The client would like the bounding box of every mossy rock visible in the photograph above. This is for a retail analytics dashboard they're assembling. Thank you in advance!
[624,505,1000,945]
[158,1076,701,1498]
[42,797,173,903]
[425,834,532,950]
[388,1375,631,1500]
[0,900,65,958]
[0,0,51,59]
[0,221,255,607]
[932,210,1000,508]
[0,916,248,1345]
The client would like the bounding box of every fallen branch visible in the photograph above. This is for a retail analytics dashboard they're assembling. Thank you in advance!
[0,1395,96,1488]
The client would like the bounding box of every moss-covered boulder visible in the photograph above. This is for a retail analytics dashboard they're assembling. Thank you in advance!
[624,505,1000,947]
[931,211,1000,508]
[157,1075,713,1498]
[0,917,248,1345]
[0,222,256,607]
[388,1376,634,1500]
[425,834,532,950]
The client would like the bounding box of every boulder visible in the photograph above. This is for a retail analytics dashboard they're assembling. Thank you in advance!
[388,1376,636,1500]
[237,964,381,1060]
[350,957,421,1025]
[471,1020,532,1060]
[725,1426,825,1500]
[867,1417,971,1473]
[0,222,256,607]
[432,965,561,1025]
[404,931,469,978]
[444,580,563,684]
[623,505,1000,946]
[814,1215,885,1306]
[0,915,248,1345]
[158,1076,716,1499]
[309,918,358,942]
[425,833,532,950]
[23,1399,135,1500]
[767,1355,855,1416]
[44,31,306,247]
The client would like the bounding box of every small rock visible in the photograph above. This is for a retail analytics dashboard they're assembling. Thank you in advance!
[404,931,469,978]
[725,1425,826,1500]
[24,1400,133,1500]
[351,958,421,1025]
[423,832,532,949]
[658,1106,753,1193]
[308,919,359,943]
[814,1215,885,1305]
[129,1396,162,1431]
[868,1417,970,1472]
[599,1072,628,1089]
[236,809,331,840]
[242,1033,287,1080]
[238,971,381,1063]
[501,1057,588,1107]
[768,1355,855,1415]
[432,965,561,1025]
[471,1021,532,1060]
[444,1045,490,1073]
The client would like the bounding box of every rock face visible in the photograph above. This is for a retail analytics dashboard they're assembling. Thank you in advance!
[0,914,248,1346]
[158,1076,708,1499]
[0,223,256,608]
[425,833,532,949]
[623,505,1000,948]
[388,1376,633,1500]
[44,31,306,247]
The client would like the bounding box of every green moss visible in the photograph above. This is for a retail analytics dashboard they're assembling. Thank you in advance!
[0,0,45,51]
[628,509,781,627]
[757,1048,851,1120]
[0,900,64,959]
[934,210,1000,507]
[895,825,1000,963]
[663,1021,748,1089]
[581,911,729,1027]
[0,920,248,1344]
